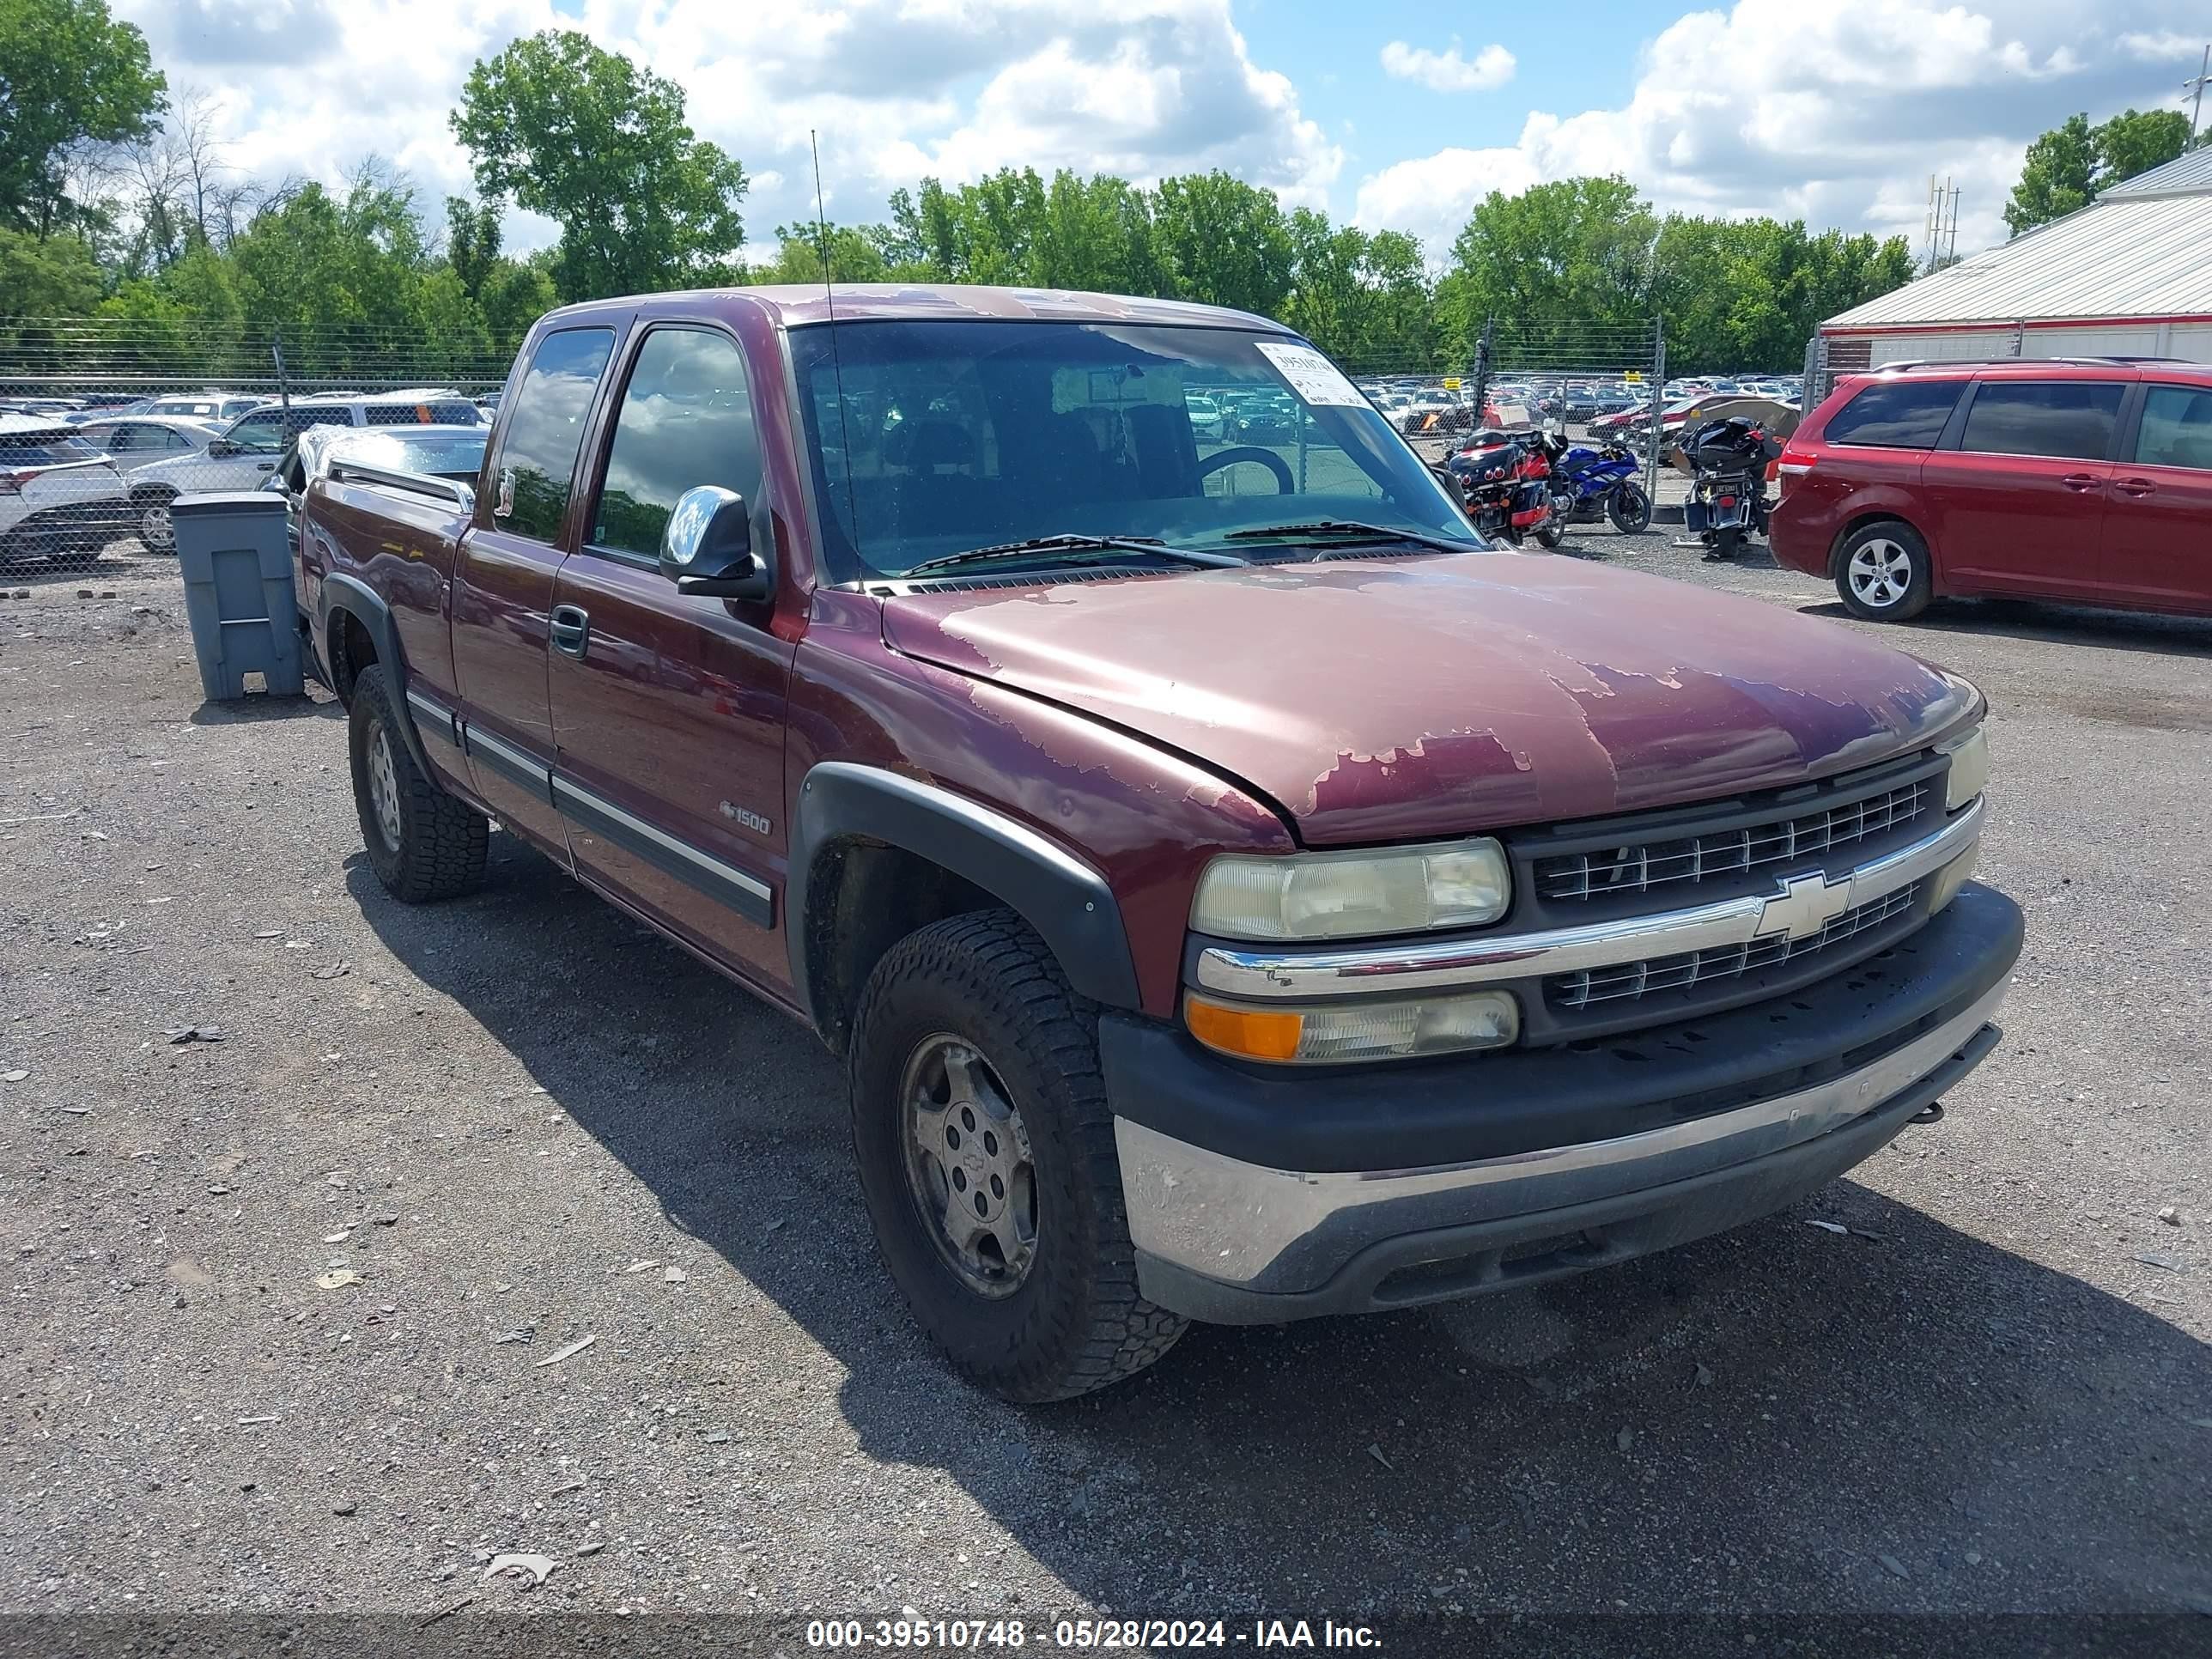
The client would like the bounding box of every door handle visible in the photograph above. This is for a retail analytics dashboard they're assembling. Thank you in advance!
[2059,473,2100,492]
[2114,477,2158,497]
[550,604,590,659]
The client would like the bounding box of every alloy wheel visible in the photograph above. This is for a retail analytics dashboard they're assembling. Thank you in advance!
[139,501,174,552]
[1847,537,1914,609]
[899,1033,1037,1297]
[366,722,404,852]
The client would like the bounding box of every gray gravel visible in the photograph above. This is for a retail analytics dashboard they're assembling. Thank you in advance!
[0,539,2206,1627]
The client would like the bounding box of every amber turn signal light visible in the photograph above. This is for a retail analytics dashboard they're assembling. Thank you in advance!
[1182,995,1304,1062]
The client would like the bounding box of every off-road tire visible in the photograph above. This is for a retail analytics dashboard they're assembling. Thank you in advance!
[348,663,489,902]
[1834,520,1933,622]
[848,909,1187,1402]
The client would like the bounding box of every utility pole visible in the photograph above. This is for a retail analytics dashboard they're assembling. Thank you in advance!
[2187,44,2210,143]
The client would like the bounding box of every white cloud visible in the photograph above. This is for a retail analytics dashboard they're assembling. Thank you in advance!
[118,0,1339,257]
[1356,0,2212,259]
[1378,40,1516,94]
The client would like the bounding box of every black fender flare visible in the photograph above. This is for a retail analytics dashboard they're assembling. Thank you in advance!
[787,762,1143,1018]
[318,572,436,780]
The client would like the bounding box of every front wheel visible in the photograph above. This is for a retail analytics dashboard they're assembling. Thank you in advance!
[1834,521,1933,621]
[848,910,1186,1402]
[1607,481,1652,534]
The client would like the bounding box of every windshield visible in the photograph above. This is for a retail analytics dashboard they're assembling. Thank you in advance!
[789,320,1475,582]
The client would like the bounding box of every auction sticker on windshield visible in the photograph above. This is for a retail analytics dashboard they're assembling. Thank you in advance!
[1255,341,1364,407]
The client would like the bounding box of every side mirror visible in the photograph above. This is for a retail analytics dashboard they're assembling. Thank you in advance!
[660,484,770,601]
[207,439,239,459]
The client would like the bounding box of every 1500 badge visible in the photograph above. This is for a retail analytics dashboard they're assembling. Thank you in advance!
[720,800,772,836]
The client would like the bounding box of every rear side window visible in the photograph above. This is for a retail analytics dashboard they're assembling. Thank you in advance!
[0,431,98,465]
[364,400,481,427]
[1959,381,2124,462]
[496,328,617,542]
[1822,380,1962,448]
[590,327,760,560]
[2134,386,2212,471]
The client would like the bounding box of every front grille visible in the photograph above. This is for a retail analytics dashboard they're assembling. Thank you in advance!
[1548,882,1922,1011]
[1535,781,1929,903]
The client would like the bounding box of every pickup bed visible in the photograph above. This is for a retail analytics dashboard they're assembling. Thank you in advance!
[301,285,2021,1401]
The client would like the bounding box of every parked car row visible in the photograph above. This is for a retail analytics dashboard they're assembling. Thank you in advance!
[0,389,488,563]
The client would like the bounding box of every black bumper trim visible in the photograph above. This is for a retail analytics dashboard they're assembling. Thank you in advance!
[1137,1021,1997,1324]
[1102,883,2021,1175]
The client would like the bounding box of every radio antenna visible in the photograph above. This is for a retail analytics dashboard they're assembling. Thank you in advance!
[811,129,860,564]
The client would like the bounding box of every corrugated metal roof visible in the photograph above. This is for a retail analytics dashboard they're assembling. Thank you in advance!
[1824,185,2212,329]
[2100,144,2212,199]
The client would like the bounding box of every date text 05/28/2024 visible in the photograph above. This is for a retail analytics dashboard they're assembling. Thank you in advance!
[805,1619,1382,1649]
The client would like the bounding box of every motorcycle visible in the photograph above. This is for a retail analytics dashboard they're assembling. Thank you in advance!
[1680,416,1782,562]
[1447,428,1565,549]
[1549,437,1652,533]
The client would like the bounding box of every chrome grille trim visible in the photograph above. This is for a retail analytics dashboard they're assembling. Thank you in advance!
[1191,797,1983,1001]
[1538,781,1930,902]
[1549,884,1921,1010]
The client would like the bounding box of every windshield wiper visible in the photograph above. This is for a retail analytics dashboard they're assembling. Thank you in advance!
[903,533,1245,578]
[1222,520,1488,558]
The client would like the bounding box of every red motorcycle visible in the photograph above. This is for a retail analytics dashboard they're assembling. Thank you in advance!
[1445,428,1565,549]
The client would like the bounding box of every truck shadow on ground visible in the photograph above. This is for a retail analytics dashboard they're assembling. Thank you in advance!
[352,848,2212,1617]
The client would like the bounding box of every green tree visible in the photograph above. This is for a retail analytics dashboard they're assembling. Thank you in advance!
[451,29,747,303]
[750,221,890,284]
[1996,107,2191,236]
[0,222,103,315]
[479,255,559,353]
[1151,171,1294,317]
[0,0,167,234]
[2093,107,2195,184]
[1443,173,1657,362]
[446,195,501,298]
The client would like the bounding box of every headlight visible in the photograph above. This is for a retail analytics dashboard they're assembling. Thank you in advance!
[1184,989,1520,1065]
[1939,725,1988,811]
[1190,840,1510,941]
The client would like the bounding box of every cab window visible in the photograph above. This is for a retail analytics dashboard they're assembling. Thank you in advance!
[589,327,760,561]
[495,327,617,542]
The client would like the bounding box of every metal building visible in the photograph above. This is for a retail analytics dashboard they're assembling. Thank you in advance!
[1817,147,2212,376]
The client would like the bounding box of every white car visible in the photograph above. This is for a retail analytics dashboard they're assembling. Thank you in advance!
[127,391,484,550]
[144,393,264,422]
[0,414,131,565]
[1184,395,1224,440]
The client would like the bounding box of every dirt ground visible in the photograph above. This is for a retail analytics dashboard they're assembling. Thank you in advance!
[0,535,2206,1645]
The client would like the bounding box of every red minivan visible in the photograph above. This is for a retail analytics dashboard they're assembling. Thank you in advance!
[1770,359,2212,621]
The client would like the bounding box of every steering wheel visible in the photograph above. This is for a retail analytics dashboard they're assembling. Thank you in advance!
[1196,446,1295,492]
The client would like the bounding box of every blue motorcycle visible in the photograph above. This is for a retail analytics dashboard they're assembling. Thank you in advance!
[1543,433,1653,534]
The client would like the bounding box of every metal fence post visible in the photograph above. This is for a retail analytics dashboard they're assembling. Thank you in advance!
[273,331,289,419]
[1644,324,1667,503]
[1468,317,1494,427]
[1801,333,1820,408]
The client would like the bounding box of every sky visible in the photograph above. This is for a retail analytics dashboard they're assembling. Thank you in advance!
[117,0,2212,267]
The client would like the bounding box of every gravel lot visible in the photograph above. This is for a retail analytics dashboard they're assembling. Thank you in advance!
[1,531,2206,1640]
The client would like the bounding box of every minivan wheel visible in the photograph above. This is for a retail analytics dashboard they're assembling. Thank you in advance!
[848,909,1187,1402]
[1836,522,1932,621]
[347,663,489,902]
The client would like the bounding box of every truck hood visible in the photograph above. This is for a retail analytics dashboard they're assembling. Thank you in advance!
[879,553,1977,846]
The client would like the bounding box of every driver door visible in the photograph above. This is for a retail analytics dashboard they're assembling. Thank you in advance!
[546,323,796,994]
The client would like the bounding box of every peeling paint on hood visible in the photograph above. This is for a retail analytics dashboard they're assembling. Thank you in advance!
[879,554,1978,846]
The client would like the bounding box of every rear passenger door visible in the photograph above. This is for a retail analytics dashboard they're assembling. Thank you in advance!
[546,324,796,994]
[2102,384,2212,612]
[449,324,620,861]
[1917,379,2126,602]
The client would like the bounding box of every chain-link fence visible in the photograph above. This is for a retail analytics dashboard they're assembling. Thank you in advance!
[2,319,508,578]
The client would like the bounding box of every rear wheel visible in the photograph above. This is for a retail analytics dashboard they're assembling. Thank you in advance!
[848,910,1186,1402]
[132,488,178,553]
[1835,521,1932,621]
[348,663,489,902]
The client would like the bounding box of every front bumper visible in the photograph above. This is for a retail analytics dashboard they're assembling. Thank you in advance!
[1105,884,2021,1323]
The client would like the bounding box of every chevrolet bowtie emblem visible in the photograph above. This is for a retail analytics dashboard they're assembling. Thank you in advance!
[1759,871,1855,941]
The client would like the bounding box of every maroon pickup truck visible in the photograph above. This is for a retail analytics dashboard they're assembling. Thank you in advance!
[298,286,2020,1401]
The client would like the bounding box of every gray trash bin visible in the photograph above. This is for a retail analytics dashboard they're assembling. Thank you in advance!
[172,492,304,701]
